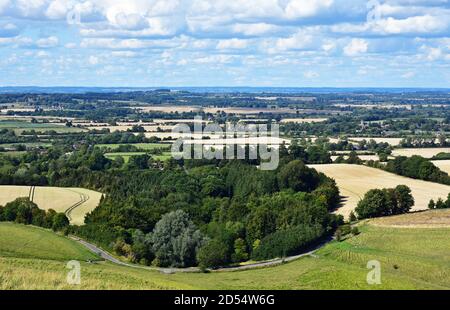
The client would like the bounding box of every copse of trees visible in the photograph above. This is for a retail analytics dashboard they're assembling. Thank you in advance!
[428,194,450,210]
[0,198,69,231]
[385,156,450,185]
[0,141,342,269]
[355,185,414,219]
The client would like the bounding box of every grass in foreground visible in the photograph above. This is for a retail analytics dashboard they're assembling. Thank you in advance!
[0,221,449,290]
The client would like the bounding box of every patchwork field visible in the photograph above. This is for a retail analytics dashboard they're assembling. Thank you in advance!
[0,186,102,225]
[309,164,450,219]
[0,222,449,289]
[432,160,450,174]
[392,148,450,158]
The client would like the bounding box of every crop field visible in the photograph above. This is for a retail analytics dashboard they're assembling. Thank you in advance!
[280,118,328,124]
[348,137,403,146]
[392,148,450,158]
[309,164,450,219]
[0,186,102,225]
[432,160,450,174]
[0,221,449,289]
[331,155,381,162]
[370,209,450,228]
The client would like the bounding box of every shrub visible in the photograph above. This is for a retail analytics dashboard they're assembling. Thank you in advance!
[251,225,323,261]
[197,239,229,269]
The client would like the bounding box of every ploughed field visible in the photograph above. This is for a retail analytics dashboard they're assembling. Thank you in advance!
[0,216,449,289]
[0,186,102,225]
[308,164,450,219]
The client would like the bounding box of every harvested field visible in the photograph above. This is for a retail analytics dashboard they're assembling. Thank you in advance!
[280,118,327,124]
[370,209,450,228]
[393,148,450,158]
[308,164,450,219]
[0,186,102,225]
[431,160,450,174]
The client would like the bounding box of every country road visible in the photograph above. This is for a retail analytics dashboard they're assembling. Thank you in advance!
[71,236,332,273]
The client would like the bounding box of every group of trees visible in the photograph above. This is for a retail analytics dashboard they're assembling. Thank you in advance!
[0,198,69,231]
[355,185,415,219]
[428,194,450,210]
[0,141,343,269]
[385,156,450,185]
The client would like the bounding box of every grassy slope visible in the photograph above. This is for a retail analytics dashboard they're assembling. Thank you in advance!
[0,222,449,290]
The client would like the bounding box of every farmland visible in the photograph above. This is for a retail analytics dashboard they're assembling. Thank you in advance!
[432,160,450,175]
[0,120,86,134]
[309,164,450,219]
[392,148,450,158]
[0,221,449,289]
[0,186,102,225]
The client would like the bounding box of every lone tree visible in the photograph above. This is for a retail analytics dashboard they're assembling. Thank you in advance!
[150,210,204,268]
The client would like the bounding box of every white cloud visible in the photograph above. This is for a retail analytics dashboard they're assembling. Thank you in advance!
[373,15,449,35]
[88,55,99,65]
[36,36,59,48]
[216,38,248,50]
[284,0,334,19]
[344,39,368,56]
[303,70,319,79]
[272,30,315,52]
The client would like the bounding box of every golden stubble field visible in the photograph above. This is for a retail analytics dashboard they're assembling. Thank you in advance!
[309,164,450,219]
[432,160,450,175]
[393,148,450,158]
[0,186,102,225]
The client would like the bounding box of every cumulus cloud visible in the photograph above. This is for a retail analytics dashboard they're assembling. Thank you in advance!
[284,0,334,19]
[36,36,59,48]
[344,38,368,56]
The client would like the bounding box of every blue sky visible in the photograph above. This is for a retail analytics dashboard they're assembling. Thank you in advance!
[0,0,449,87]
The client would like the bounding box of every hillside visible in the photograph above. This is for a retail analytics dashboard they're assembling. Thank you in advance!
[0,218,449,290]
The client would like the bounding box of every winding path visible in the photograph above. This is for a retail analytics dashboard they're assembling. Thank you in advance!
[70,236,332,273]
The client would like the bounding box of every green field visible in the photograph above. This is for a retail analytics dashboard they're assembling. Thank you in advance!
[97,143,171,151]
[0,121,86,134]
[105,152,173,163]
[1,222,449,290]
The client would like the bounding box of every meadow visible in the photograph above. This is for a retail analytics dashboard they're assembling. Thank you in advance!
[0,120,86,134]
[0,221,449,290]
[0,186,102,225]
[309,164,450,218]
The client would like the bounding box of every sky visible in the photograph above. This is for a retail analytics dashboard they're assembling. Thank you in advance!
[0,0,449,88]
